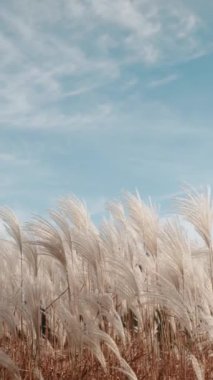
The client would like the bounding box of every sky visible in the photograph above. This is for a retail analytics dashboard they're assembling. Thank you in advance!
[0,0,213,222]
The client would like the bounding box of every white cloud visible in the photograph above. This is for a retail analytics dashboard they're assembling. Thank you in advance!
[0,102,113,131]
[91,0,161,38]
[0,153,34,166]
[0,0,211,130]
[148,74,179,88]
[122,78,138,90]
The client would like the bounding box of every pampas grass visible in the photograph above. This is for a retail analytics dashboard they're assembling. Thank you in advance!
[1,187,213,379]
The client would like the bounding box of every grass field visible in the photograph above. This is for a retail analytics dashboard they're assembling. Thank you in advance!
[1,187,213,379]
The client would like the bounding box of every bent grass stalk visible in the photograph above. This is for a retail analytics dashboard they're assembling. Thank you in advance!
[0,188,213,379]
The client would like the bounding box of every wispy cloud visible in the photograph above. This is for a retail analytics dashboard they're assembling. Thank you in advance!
[0,152,34,166]
[148,74,179,88]
[0,0,211,131]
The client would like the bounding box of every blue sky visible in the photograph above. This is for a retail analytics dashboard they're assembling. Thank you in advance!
[0,0,213,221]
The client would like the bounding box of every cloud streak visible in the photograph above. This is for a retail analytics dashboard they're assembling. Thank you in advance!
[148,74,179,88]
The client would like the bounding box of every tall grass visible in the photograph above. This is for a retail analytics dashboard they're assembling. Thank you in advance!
[0,187,213,379]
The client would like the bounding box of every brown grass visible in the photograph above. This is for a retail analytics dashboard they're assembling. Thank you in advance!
[1,331,213,379]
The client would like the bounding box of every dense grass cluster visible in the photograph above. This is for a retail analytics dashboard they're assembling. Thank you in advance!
[1,187,213,379]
